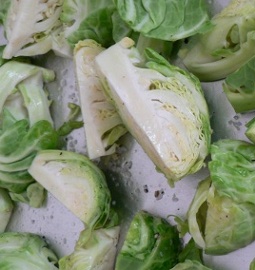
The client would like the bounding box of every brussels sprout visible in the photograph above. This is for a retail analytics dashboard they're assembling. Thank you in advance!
[28,149,112,229]
[188,139,255,255]
[0,232,58,269]
[95,37,211,185]
[2,0,64,58]
[115,210,182,270]
[180,0,255,81]
[74,39,127,159]
[59,225,120,270]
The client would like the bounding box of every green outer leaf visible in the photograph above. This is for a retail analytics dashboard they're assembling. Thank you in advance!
[0,154,35,173]
[114,0,166,34]
[60,0,88,24]
[60,0,113,33]
[0,120,59,164]
[183,31,255,81]
[103,124,127,148]
[246,117,255,143]
[170,260,212,270]
[0,61,55,114]
[146,0,211,41]
[0,108,17,130]
[115,0,211,41]
[204,185,255,255]
[209,139,255,204]
[188,176,255,255]
[0,119,29,156]
[112,10,135,42]
[178,238,203,264]
[181,0,255,81]
[67,7,116,48]
[0,169,34,193]
[0,46,8,67]
[9,182,46,208]
[115,211,182,270]
[0,0,11,25]
[0,188,13,232]
[223,56,255,113]
[57,102,83,136]
[18,73,53,126]
[187,177,211,250]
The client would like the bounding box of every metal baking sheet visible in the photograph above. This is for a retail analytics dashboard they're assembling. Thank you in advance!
[2,0,255,269]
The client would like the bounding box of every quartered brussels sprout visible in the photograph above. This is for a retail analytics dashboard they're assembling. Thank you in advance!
[2,0,66,58]
[59,225,120,270]
[74,39,127,160]
[188,139,255,255]
[95,37,211,185]
[28,149,112,229]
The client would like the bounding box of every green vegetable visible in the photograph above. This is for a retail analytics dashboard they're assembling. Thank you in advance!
[188,139,255,255]
[170,260,212,270]
[0,232,58,269]
[1,0,67,58]
[95,37,211,185]
[174,238,211,270]
[115,210,182,270]
[245,117,255,143]
[0,0,11,25]
[0,188,13,232]
[180,0,255,81]
[9,182,46,209]
[178,238,203,264]
[74,39,127,159]
[56,103,83,137]
[0,61,59,207]
[59,225,120,270]
[250,258,255,270]
[60,0,116,48]
[114,0,212,41]
[209,139,255,204]
[223,56,255,113]
[111,10,138,43]
[28,149,112,228]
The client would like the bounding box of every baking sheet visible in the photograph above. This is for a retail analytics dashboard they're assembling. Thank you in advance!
[3,0,255,269]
